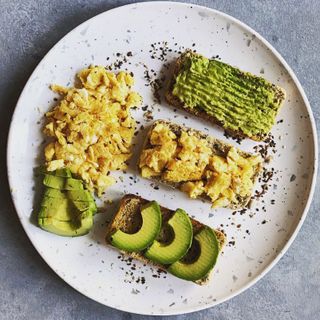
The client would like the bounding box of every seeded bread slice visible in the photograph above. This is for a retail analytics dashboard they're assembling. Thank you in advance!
[165,51,286,141]
[105,194,225,285]
[138,120,262,209]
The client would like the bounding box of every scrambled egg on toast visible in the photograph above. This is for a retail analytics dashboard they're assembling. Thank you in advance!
[139,121,262,208]
[44,66,141,195]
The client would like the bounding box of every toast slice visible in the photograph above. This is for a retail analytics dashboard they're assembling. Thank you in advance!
[138,120,262,209]
[165,51,286,141]
[106,194,225,284]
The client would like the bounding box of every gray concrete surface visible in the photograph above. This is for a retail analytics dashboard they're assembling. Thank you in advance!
[0,0,319,319]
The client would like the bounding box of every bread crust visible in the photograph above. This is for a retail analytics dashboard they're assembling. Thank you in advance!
[165,51,286,141]
[105,194,226,285]
[138,120,262,209]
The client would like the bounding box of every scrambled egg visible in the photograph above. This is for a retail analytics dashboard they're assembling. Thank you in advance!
[44,66,142,195]
[139,123,261,208]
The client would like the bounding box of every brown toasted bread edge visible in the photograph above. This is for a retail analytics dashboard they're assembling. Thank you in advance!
[105,194,226,285]
[138,120,262,209]
[165,50,286,142]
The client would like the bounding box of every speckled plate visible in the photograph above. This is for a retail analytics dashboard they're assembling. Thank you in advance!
[7,1,317,316]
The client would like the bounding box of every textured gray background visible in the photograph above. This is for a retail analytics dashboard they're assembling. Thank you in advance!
[0,0,319,319]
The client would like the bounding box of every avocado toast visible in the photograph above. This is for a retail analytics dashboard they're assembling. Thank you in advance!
[166,51,286,141]
[106,194,225,284]
[138,120,262,209]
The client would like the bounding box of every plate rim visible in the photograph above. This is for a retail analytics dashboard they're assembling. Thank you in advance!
[6,1,318,316]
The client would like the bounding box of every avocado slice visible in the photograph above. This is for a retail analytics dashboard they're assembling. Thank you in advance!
[68,190,95,202]
[68,189,97,213]
[43,175,65,189]
[44,188,96,212]
[111,201,162,252]
[64,178,84,190]
[40,195,94,221]
[39,198,94,237]
[43,173,84,191]
[55,168,72,178]
[40,168,71,177]
[40,197,73,221]
[38,214,93,237]
[38,206,72,222]
[43,188,65,199]
[168,227,219,281]
[72,200,96,212]
[144,209,193,264]
[43,189,96,211]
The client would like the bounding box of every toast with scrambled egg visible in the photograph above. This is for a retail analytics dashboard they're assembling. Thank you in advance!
[106,194,225,285]
[165,51,286,141]
[43,66,142,195]
[138,120,262,209]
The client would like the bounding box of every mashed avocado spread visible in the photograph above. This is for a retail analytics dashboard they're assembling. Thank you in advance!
[172,53,285,138]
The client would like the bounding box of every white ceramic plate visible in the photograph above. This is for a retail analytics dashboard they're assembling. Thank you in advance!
[7,1,317,315]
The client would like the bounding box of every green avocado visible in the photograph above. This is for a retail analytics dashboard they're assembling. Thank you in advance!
[72,200,96,212]
[144,209,193,264]
[43,188,96,213]
[38,197,95,232]
[38,214,93,237]
[64,178,84,190]
[168,227,219,281]
[111,201,162,252]
[43,175,65,189]
[70,190,97,213]
[172,53,284,138]
[43,174,84,191]
[55,168,72,178]
[68,189,95,202]
[38,169,96,237]
[38,199,95,236]
[40,196,72,221]
[43,188,65,199]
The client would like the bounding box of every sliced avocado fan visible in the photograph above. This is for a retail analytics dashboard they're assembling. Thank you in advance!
[111,201,162,252]
[144,209,193,264]
[38,168,97,237]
